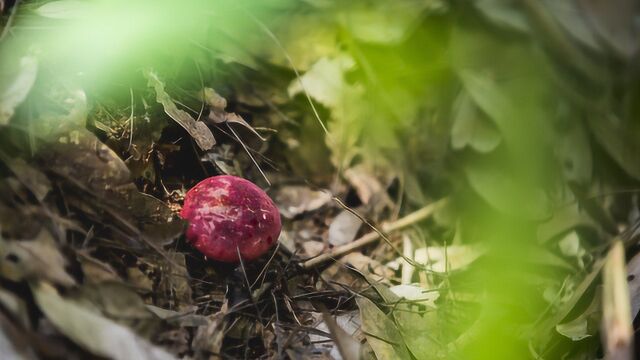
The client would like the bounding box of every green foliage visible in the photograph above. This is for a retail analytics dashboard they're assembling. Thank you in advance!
[1,0,640,359]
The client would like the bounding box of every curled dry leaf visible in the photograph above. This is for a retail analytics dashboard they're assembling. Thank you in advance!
[275,186,332,218]
[343,165,391,207]
[145,70,215,150]
[41,129,184,247]
[193,300,228,357]
[204,87,266,141]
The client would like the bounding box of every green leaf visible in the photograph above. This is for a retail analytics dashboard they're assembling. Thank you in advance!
[451,91,502,153]
[340,1,435,45]
[587,113,640,180]
[288,55,358,109]
[541,0,601,52]
[457,70,513,132]
[394,307,442,359]
[464,157,551,220]
[474,0,529,32]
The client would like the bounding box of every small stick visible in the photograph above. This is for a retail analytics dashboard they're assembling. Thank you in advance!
[602,240,634,360]
[302,199,447,269]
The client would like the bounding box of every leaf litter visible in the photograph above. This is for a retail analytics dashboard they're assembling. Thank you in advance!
[0,1,639,359]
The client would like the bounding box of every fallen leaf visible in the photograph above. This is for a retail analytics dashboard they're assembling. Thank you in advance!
[321,311,361,360]
[302,240,325,257]
[555,289,601,341]
[328,209,363,247]
[145,70,215,150]
[146,305,209,327]
[343,165,391,206]
[0,230,75,287]
[31,282,176,360]
[193,300,228,357]
[414,245,484,273]
[0,155,52,202]
[357,297,411,360]
[388,284,439,308]
[275,186,332,218]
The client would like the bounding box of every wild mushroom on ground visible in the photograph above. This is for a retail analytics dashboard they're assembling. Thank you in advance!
[180,175,281,263]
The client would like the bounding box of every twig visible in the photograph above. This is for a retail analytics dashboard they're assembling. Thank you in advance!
[302,198,447,269]
[602,240,634,360]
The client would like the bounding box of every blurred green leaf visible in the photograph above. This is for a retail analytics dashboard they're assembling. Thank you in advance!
[339,2,430,45]
[556,121,592,185]
[0,55,37,126]
[578,0,640,59]
[451,91,502,153]
[587,114,640,180]
[541,0,601,52]
[464,156,551,220]
[474,0,529,32]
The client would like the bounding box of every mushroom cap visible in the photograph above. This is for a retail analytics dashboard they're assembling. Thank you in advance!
[180,175,281,262]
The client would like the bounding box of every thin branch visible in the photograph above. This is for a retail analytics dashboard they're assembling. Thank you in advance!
[302,198,448,269]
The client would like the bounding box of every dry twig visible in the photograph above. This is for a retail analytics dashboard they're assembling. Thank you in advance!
[302,198,447,269]
[602,240,634,360]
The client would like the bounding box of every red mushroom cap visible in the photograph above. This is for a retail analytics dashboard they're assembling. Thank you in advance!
[180,175,281,262]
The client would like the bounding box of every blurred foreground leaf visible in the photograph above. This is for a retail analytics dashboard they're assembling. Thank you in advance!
[0,54,37,125]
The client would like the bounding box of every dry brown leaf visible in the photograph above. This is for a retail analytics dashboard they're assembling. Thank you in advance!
[0,230,75,287]
[32,282,175,360]
[145,70,215,150]
[275,186,332,218]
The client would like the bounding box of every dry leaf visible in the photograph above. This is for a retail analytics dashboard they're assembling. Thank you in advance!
[328,210,363,247]
[275,186,332,218]
[32,282,176,360]
[145,70,215,150]
[0,230,75,287]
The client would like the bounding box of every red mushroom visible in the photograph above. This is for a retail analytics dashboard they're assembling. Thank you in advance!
[180,175,281,262]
